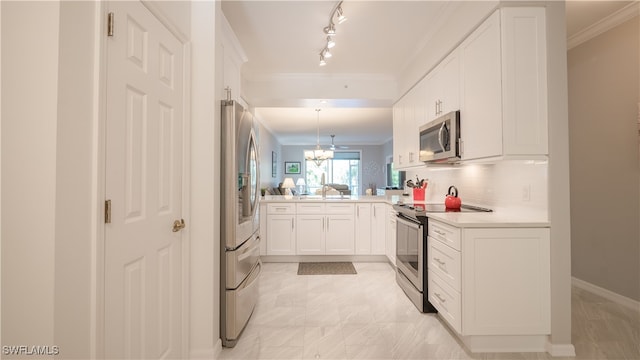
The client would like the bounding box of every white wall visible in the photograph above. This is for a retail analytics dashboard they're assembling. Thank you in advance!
[255,116,282,189]
[53,2,99,358]
[1,0,60,353]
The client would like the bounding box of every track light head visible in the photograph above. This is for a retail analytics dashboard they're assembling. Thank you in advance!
[322,48,332,58]
[336,6,347,24]
[319,54,327,66]
[327,36,335,49]
[323,23,336,36]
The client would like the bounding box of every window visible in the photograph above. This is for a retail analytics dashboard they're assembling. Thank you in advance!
[305,151,361,195]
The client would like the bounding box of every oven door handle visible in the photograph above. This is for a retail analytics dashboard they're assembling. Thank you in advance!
[396,213,423,228]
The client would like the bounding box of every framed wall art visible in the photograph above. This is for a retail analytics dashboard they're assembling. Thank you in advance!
[284,161,301,174]
[271,151,277,178]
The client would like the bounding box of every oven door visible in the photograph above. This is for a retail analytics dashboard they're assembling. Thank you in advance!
[395,214,424,291]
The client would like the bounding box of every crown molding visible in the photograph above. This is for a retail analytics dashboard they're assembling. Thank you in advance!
[567,1,639,50]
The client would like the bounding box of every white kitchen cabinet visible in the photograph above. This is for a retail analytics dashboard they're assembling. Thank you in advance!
[355,203,372,254]
[220,14,247,101]
[325,214,355,255]
[266,214,296,255]
[426,218,550,339]
[462,227,550,335]
[296,215,325,255]
[386,206,397,265]
[290,203,355,255]
[501,7,548,155]
[371,203,387,255]
[393,91,421,169]
[459,8,548,160]
[259,203,267,255]
[424,50,460,123]
[459,10,502,160]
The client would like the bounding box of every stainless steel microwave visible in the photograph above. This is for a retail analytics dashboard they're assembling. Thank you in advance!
[418,110,461,163]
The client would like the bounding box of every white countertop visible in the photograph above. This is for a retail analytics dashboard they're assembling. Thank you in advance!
[260,195,549,228]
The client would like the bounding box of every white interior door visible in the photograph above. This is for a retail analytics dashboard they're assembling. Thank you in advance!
[104,1,185,358]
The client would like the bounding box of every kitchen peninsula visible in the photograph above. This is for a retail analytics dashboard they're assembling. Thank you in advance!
[260,194,551,353]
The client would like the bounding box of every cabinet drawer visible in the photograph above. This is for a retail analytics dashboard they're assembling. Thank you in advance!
[325,203,354,215]
[296,203,326,214]
[428,270,461,334]
[267,203,295,215]
[428,220,461,251]
[428,236,461,291]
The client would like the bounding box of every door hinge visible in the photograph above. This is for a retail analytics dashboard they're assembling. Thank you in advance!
[105,200,112,224]
[107,12,114,37]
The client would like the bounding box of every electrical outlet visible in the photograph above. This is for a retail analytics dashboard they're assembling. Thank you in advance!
[522,185,531,202]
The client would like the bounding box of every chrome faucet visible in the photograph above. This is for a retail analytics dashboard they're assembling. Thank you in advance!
[321,173,328,199]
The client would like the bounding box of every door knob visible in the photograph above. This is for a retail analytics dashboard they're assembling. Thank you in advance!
[172,219,186,232]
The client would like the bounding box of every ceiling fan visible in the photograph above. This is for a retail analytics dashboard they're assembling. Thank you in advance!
[330,134,349,150]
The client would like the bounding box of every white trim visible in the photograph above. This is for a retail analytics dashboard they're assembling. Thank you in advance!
[572,277,640,313]
[141,0,189,43]
[181,41,192,360]
[567,2,640,50]
[221,12,248,63]
[545,341,577,357]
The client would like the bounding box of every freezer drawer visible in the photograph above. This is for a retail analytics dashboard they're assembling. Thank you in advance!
[226,232,260,289]
[225,261,261,345]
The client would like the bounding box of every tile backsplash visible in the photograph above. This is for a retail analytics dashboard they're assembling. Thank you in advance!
[405,160,548,217]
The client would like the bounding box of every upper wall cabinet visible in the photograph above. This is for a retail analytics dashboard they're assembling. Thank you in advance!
[459,7,548,160]
[500,7,548,155]
[393,7,548,166]
[221,13,248,101]
[424,50,460,125]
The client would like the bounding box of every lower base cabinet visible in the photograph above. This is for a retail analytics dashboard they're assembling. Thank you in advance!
[427,220,550,337]
[266,214,295,255]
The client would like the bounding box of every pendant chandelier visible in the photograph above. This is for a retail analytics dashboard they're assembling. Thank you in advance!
[304,109,334,166]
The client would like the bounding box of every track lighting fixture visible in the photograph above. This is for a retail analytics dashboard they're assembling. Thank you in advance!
[318,1,347,66]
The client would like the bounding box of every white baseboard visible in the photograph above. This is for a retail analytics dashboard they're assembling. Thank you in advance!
[572,277,640,313]
[190,341,220,360]
[545,341,576,357]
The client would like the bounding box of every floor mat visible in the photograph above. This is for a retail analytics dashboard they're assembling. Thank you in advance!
[297,262,357,275]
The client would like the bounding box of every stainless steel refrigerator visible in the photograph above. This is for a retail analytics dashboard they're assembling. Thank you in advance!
[220,99,261,347]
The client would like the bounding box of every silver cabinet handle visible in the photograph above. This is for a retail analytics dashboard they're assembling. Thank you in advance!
[434,257,446,266]
[291,219,294,231]
[323,217,325,230]
[434,292,446,303]
[434,229,446,236]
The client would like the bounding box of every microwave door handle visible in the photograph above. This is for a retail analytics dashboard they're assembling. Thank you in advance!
[437,122,446,152]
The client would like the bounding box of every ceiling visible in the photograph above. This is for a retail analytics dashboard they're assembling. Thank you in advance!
[221,1,636,147]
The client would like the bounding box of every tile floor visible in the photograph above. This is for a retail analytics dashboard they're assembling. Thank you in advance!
[218,262,640,360]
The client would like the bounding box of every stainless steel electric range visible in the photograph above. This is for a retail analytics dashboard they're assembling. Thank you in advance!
[392,202,492,312]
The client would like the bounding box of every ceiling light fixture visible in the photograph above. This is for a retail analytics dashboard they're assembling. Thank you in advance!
[318,1,347,67]
[304,109,334,166]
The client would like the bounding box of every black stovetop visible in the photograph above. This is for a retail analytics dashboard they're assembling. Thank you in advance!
[393,202,492,222]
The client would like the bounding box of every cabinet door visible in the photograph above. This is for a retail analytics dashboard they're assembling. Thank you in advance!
[325,215,355,255]
[392,100,405,168]
[462,228,550,335]
[266,215,295,255]
[403,91,418,166]
[501,7,548,155]
[259,203,267,255]
[437,50,460,116]
[296,215,325,255]
[386,208,397,265]
[459,10,503,160]
[355,204,372,254]
[371,204,387,255]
